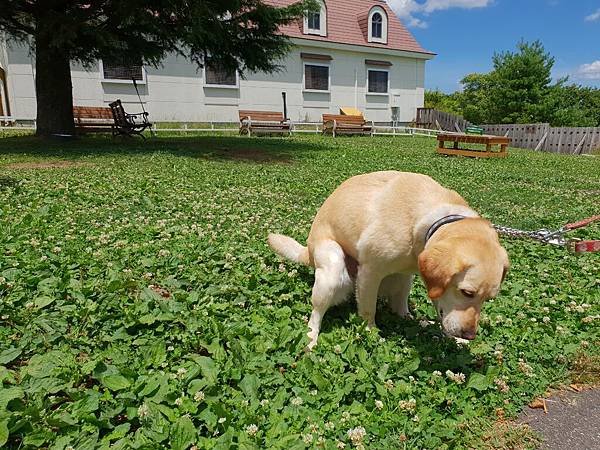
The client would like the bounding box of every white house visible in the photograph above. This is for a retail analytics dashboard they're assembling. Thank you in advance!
[0,0,434,124]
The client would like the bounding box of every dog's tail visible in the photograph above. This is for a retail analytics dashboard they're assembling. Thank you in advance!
[268,233,310,266]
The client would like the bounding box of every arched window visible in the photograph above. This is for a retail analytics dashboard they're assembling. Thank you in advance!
[368,7,387,43]
[304,1,327,36]
[372,13,383,39]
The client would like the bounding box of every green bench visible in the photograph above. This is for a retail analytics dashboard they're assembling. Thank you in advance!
[466,126,484,135]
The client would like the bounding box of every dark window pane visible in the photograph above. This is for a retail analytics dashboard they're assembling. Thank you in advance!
[103,60,143,80]
[372,13,383,38]
[205,62,237,86]
[368,70,388,93]
[308,12,320,30]
[305,65,329,91]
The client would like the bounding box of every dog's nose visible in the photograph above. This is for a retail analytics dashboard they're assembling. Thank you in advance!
[461,330,477,340]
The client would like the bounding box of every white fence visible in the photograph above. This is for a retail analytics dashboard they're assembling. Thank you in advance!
[0,117,458,142]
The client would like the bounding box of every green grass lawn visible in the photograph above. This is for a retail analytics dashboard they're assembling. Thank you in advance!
[0,134,598,449]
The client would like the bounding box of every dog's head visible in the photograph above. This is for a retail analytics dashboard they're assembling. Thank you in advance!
[418,218,509,341]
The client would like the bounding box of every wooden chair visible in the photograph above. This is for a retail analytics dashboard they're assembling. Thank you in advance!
[238,110,291,136]
[109,99,153,138]
[73,106,115,133]
[322,114,373,137]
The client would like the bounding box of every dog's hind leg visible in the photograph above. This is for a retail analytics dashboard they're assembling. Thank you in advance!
[380,274,414,319]
[306,240,353,350]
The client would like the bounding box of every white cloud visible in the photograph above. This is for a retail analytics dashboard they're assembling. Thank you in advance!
[421,0,490,13]
[585,9,600,22]
[386,0,491,28]
[576,61,600,79]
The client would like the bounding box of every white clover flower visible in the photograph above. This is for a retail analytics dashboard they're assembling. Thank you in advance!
[334,344,342,354]
[175,396,184,406]
[494,377,510,393]
[218,417,226,424]
[542,316,551,323]
[138,403,150,419]
[445,370,466,384]
[384,379,394,390]
[176,367,187,378]
[303,433,313,444]
[518,359,534,377]
[374,400,384,410]
[412,415,420,422]
[291,396,303,406]
[336,441,346,449]
[325,421,335,431]
[194,391,205,402]
[398,398,416,412]
[432,370,442,377]
[246,424,259,436]
[347,426,366,446]
[260,399,269,407]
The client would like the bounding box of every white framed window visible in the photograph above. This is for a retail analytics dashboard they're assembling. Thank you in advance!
[304,0,327,36]
[100,59,146,84]
[368,6,388,44]
[304,63,330,92]
[367,69,389,94]
[204,60,239,88]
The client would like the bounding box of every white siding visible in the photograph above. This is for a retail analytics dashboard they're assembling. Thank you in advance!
[4,40,428,123]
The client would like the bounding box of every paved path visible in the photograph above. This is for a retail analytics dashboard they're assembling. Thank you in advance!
[519,389,600,449]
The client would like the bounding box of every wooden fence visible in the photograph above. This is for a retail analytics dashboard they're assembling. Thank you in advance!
[482,123,600,155]
[416,108,472,132]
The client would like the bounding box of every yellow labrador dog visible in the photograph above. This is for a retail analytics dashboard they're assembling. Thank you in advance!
[269,171,509,349]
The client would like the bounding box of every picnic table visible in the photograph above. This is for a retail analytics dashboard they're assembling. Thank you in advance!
[437,133,509,158]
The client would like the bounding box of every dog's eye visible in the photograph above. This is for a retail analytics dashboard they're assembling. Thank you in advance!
[460,289,476,298]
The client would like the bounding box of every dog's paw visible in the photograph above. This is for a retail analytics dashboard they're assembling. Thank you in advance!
[453,336,471,345]
[397,312,415,320]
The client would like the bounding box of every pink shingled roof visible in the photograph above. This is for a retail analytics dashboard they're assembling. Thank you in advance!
[264,0,433,55]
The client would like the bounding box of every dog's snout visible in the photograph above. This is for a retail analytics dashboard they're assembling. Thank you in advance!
[461,329,477,340]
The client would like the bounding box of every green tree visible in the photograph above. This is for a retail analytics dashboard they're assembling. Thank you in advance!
[487,40,554,123]
[459,72,494,124]
[424,89,462,116]
[545,83,600,127]
[0,0,315,136]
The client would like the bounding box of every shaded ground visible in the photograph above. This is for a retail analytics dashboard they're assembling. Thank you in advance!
[5,160,92,169]
[520,388,600,449]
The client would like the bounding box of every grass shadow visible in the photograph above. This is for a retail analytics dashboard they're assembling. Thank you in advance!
[317,297,484,376]
[0,134,328,164]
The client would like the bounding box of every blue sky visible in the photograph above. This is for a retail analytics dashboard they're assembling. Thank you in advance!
[385,0,600,92]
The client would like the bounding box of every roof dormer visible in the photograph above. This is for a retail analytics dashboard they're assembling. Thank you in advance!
[304,0,327,37]
[367,5,388,44]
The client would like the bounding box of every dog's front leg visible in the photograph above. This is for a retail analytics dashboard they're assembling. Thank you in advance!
[356,265,383,329]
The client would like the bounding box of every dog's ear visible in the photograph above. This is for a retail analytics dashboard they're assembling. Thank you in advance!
[418,246,463,300]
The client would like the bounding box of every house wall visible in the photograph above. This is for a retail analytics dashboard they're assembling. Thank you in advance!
[4,40,427,123]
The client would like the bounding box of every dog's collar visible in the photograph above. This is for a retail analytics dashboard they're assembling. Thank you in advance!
[425,214,467,243]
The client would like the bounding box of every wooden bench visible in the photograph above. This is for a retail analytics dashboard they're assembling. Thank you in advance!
[239,110,290,136]
[437,133,510,158]
[322,114,373,137]
[73,106,114,133]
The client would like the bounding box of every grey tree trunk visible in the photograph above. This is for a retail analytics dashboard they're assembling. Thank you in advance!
[35,36,75,136]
